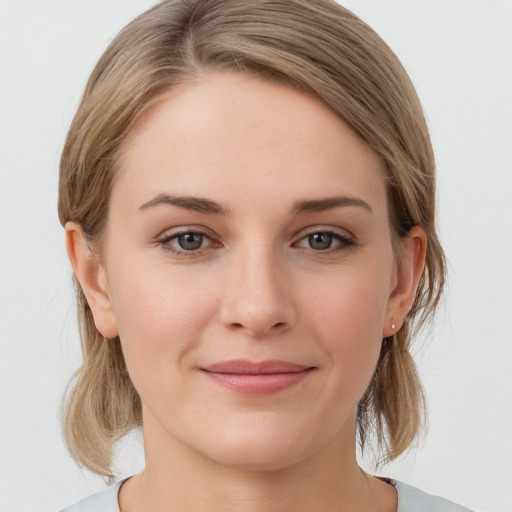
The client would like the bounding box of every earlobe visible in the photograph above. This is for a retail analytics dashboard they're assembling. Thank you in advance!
[65,222,119,338]
[382,226,427,338]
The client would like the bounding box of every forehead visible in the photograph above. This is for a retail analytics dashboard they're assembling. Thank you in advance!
[114,71,387,216]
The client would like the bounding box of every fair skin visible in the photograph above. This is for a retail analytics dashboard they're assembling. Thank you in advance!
[66,72,426,512]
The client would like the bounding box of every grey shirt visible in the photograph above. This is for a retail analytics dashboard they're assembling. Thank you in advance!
[59,478,474,511]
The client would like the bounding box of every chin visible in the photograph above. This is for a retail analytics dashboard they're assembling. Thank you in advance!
[195,416,327,472]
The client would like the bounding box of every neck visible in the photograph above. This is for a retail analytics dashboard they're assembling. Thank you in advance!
[118,419,396,512]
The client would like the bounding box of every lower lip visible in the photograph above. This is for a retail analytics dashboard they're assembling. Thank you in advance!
[202,369,314,395]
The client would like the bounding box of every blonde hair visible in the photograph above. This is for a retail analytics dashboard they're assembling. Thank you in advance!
[59,0,445,477]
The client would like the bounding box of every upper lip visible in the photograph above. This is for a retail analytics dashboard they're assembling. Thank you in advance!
[201,360,313,375]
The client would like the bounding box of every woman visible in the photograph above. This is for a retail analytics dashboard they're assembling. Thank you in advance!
[58,0,472,510]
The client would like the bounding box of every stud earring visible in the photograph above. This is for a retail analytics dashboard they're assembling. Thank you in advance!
[391,323,396,330]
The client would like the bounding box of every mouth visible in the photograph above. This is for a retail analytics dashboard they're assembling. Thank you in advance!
[200,360,316,395]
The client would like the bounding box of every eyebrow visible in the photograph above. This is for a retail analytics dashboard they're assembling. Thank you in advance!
[138,193,229,215]
[293,196,373,214]
[138,193,373,216]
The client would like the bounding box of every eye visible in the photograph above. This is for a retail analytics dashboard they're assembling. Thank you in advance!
[295,230,354,251]
[158,230,216,255]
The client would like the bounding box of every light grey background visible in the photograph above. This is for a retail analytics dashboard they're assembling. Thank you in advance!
[1,1,511,511]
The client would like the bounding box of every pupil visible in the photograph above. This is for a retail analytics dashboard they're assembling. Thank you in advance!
[309,233,332,250]
[178,233,203,250]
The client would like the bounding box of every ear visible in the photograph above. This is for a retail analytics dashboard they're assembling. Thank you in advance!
[382,226,427,338]
[65,221,119,338]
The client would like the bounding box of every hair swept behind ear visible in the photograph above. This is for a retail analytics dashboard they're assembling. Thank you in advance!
[358,320,426,464]
[62,280,142,478]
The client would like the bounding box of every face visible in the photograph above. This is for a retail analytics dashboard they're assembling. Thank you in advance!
[75,72,417,472]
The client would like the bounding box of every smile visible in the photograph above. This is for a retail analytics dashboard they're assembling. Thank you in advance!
[200,360,316,395]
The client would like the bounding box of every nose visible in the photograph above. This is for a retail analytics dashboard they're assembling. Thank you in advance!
[220,245,297,338]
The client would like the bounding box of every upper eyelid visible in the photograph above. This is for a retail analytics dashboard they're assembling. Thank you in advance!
[294,232,353,247]
[156,225,217,241]
[293,225,354,240]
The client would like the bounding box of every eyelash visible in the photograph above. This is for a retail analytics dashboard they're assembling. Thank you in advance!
[158,229,217,256]
[157,228,356,257]
[294,231,355,252]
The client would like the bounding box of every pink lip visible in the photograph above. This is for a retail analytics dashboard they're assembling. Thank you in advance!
[201,360,315,395]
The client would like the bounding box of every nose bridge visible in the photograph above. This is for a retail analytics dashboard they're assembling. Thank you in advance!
[221,239,295,337]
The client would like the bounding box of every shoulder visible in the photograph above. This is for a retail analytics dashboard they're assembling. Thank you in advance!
[58,480,122,512]
[393,480,474,512]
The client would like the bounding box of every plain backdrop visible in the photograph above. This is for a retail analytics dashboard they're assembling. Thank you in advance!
[1,1,511,511]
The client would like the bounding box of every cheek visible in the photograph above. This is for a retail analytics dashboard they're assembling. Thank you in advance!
[304,266,391,385]
[106,260,220,391]
[309,269,390,340]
